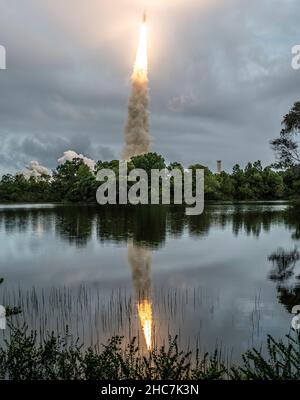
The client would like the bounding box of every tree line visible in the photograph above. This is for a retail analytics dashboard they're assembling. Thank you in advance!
[0,155,299,203]
[0,101,299,203]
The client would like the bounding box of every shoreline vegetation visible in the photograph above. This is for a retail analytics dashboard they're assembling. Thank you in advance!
[0,324,300,380]
[0,154,299,204]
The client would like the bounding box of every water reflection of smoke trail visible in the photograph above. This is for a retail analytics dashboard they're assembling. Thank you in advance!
[127,241,152,350]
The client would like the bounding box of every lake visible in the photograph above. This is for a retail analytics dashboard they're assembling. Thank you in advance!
[0,202,299,362]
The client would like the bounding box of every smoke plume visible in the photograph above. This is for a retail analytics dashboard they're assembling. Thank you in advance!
[57,150,95,171]
[123,78,150,160]
[19,160,50,179]
[122,19,151,160]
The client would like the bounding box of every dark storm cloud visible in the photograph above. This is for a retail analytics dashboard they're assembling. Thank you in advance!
[0,0,299,175]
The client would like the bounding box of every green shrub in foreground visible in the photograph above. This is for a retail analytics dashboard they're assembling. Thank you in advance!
[231,333,300,380]
[0,325,225,380]
[1,325,300,380]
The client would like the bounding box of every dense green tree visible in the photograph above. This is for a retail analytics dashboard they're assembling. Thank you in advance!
[262,167,284,199]
[188,164,221,200]
[95,160,120,175]
[217,172,235,199]
[271,101,300,168]
[282,166,300,198]
[0,174,52,202]
[167,162,184,173]
[51,158,97,202]
[131,152,166,175]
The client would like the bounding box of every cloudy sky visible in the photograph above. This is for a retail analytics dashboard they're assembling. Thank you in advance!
[0,0,299,175]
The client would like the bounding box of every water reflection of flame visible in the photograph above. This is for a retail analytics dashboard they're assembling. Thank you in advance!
[137,299,152,350]
[128,241,153,350]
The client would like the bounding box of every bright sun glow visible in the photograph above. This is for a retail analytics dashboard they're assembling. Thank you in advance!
[133,22,148,80]
[138,299,152,350]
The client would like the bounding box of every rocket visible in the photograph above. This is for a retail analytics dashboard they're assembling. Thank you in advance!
[143,10,147,23]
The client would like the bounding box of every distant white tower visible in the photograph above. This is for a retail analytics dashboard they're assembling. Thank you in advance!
[216,160,222,175]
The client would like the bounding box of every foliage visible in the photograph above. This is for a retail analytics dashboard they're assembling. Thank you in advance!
[231,333,300,380]
[271,101,300,168]
[131,152,166,174]
[0,174,52,202]
[51,158,98,202]
[1,325,300,380]
[0,327,225,380]
[0,152,299,203]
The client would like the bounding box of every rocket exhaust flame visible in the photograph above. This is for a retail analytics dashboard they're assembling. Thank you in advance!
[123,12,151,160]
[133,20,148,80]
[127,241,153,350]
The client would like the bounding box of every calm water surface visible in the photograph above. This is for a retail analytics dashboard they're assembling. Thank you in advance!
[0,202,299,361]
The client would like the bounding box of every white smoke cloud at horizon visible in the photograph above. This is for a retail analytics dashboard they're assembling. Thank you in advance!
[19,160,50,180]
[57,150,96,171]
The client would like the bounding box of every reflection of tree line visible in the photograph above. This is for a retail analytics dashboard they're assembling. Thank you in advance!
[286,206,300,241]
[268,248,300,282]
[268,248,300,313]
[2,204,300,319]
[267,206,300,312]
[0,205,299,249]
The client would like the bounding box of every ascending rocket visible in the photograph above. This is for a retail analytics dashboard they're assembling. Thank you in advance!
[143,10,147,23]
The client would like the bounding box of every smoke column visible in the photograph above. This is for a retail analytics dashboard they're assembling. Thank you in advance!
[123,15,150,160]
[127,241,153,350]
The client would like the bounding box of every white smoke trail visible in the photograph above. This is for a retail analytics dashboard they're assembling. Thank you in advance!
[122,18,151,160]
[123,78,150,160]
